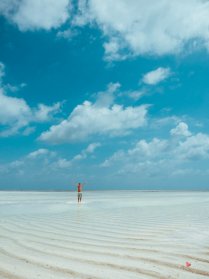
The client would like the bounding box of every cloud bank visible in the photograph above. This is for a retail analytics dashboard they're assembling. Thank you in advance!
[102,122,209,177]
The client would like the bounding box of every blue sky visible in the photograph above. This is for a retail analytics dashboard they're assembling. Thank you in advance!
[1,0,209,190]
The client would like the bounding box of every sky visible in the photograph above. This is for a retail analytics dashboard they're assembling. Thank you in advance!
[1,0,209,190]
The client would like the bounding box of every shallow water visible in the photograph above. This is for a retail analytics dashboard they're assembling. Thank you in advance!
[0,191,209,279]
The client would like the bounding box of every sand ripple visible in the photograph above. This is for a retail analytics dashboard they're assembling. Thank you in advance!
[0,191,209,279]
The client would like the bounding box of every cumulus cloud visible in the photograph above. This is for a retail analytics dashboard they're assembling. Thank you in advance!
[142,67,171,85]
[152,115,181,128]
[1,141,101,178]
[3,1,209,61]
[51,142,101,170]
[73,142,101,161]
[170,122,192,137]
[27,148,56,159]
[74,0,209,60]
[102,138,167,167]
[0,88,62,136]
[101,123,209,177]
[0,148,56,175]
[0,0,70,31]
[40,102,148,143]
[2,0,209,61]
[2,148,68,175]
[128,138,168,158]
[103,38,129,61]
[0,88,31,136]
[34,103,62,122]
[0,62,62,137]
[95,82,120,107]
[39,84,149,143]
[101,150,125,168]
[175,133,209,160]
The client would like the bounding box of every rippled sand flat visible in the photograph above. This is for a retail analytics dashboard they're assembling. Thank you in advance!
[0,191,209,279]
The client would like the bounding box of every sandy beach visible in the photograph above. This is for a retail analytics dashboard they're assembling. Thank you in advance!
[0,191,209,279]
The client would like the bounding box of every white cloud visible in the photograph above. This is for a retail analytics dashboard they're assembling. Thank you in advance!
[85,142,101,153]
[50,142,101,170]
[0,0,70,31]
[175,133,209,160]
[2,1,209,60]
[75,0,209,60]
[40,101,148,143]
[56,29,78,40]
[4,82,27,93]
[34,103,61,122]
[21,148,65,170]
[102,138,167,167]
[142,67,171,85]
[103,38,129,61]
[73,142,101,161]
[0,62,5,83]
[103,39,120,60]
[1,142,101,175]
[126,90,146,101]
[101,150,125,167]
[0,88,62,136]
[27,148,56,159]
[3,1,209,61]
[152,115,181,128]
[0,62,62,136]
[128,138,168,158]
[170,122,192,137]
[95,82,120,107]
[101,123,209,178]
[40,83,149,143]
[121,85,169,102]
[0,148,56,175]
[0,88,31,136]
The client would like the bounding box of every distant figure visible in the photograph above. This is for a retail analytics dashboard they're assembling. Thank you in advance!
[77,182,83,203]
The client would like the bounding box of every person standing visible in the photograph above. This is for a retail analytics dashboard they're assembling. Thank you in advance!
[77,182,83,203]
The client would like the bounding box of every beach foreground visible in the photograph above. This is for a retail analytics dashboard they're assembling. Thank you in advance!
[0,191,209,279]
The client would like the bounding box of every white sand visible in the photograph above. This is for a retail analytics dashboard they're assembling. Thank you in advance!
[0,191,209,279]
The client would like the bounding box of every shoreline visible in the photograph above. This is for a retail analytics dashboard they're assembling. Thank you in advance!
[1,189,209,192]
